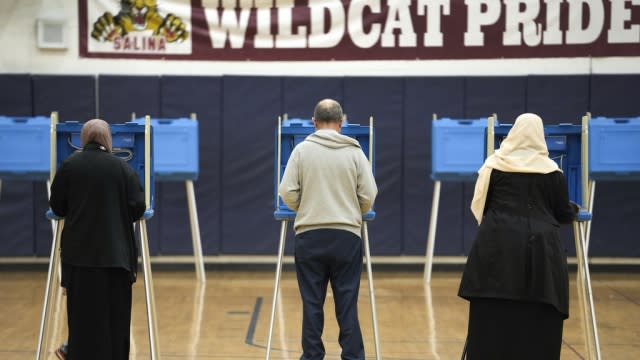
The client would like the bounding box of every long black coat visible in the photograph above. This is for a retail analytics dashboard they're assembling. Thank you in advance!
[49,142,146,282]
[458,169,576,318]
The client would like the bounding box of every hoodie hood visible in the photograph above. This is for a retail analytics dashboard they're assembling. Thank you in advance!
[306,129,361,149]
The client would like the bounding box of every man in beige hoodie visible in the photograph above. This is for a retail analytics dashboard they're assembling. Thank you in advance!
[279,99,378,360]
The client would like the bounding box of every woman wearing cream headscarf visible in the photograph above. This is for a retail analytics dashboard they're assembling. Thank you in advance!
[50,119,145,359]
[458,113,578,359]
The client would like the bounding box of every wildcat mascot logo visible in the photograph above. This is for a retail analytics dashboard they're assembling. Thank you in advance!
[91,0,189,52]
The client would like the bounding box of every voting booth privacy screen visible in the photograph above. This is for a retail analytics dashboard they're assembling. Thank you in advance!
[132,117,198,181]
[588,116,640,180]
[492,123,584,206]
[275,118,375,221]
[0,116,51,180]
[432,117,488,181]
[54,121,155,212]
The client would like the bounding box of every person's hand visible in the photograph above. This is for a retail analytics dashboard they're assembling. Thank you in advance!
[569,200,580,214]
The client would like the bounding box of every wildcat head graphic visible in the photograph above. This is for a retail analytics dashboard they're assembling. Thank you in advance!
[91,0,189,45]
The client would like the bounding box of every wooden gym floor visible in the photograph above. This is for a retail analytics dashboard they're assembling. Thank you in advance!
[1,269,639,359]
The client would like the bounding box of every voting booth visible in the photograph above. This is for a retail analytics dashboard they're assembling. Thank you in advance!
[0,115,51,181]
[585,114,640,251]
[488,117,601,360]
[266,117,381,360]
[36,115,161,360]
[133,114,205,282]
[424,115,494,283]
[0,115,51,209]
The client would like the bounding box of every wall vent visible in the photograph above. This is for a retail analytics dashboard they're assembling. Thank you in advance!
[37,18,67,49]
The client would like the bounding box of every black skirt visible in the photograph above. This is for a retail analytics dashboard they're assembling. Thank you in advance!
[64,264,133,360]
[465,297,564,360]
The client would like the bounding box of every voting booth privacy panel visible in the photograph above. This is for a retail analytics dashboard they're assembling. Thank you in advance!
[132,117,199,181]
[0,74,639,258]
[53,121,155,208]
[492,123,584,205]
[274,118,375,220]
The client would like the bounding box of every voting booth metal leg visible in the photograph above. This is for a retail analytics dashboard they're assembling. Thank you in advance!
[424,180,441,283]
[185,180,206,283]
[35,219,63,360]
[573,220,601,360]
[362,222,382,360]
[585,180,596,252]
[139,219,160,360]
[265,220,288,360]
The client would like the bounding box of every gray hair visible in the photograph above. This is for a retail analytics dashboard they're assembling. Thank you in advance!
[313,99,343,124]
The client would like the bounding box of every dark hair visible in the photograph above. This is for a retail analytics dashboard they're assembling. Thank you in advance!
[313,99,343,124]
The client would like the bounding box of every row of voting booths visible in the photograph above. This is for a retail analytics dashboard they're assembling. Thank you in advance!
[2,111,638,360]
[427,113,640,360]
[0,113,201,359]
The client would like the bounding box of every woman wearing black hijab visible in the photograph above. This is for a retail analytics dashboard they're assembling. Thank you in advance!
[458,113,578,359]
[50,119,146,359]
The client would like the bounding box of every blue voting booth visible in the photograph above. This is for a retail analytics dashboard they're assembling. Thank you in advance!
[273,118,375,221]
[132,116,204,282]
[585,114,640,268]
[588,115,640,180]
[36,116,161,360]
[53,120,155,215]
[488,117,601,360]
[0,116,51,181]
[267,116,381,360]
[424,115,492,283]
[0,115,52,210]
[132,117,199,181]
[492,122,584,206]
[431,117,489,181]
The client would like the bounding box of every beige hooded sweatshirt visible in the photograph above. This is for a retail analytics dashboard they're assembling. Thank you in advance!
[278,128,378,236]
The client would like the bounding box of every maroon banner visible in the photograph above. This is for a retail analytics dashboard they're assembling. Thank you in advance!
[79,0,640,61]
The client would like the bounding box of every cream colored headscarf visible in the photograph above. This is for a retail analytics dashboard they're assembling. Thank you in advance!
[80,119,112,153]
[470,113,560,224]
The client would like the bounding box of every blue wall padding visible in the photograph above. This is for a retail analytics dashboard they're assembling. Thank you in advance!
[464,76,526,123]
[0,181,35,255]
[0,74,33,116]
[591,75,640,117]
[220,76,283,254]
[526,76,590,124]
[158,76,223,255]
[282,77,344,119]
[0,75,36,253]
[588,181,640,256]
[32,75,96,121]
[98,75,161,123]
[0,74,638,257]
[402,77,466,255]
[343,77,404,255]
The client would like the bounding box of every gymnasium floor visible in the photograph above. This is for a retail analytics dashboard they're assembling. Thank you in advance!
[1,269,639,359]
